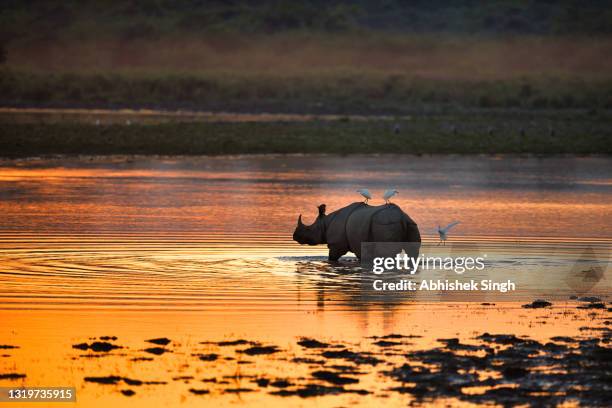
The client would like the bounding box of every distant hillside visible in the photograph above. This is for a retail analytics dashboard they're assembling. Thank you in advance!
[2,0,612,44]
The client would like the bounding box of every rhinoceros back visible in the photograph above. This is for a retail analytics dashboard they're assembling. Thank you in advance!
[344,204,420,258]
[324,202,366,251]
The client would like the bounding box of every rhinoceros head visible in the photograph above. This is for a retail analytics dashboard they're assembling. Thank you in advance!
[293,205,326,246]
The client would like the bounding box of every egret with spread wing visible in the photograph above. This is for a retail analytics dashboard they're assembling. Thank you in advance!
[357,189,372,203]
[437,221,460,245]
[383,189,398,204]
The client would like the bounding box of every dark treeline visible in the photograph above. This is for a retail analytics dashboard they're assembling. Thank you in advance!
[2,0,612,44]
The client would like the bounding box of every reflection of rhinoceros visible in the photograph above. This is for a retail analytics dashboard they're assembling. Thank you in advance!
[293,202,421,261]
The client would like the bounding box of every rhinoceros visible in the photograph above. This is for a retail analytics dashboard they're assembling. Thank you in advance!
[293,202,421,261]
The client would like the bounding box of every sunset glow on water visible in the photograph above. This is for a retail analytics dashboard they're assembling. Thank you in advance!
[0,156,610,407]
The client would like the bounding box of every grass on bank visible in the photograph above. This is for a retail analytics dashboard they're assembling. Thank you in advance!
[3,33,612,113]
[1,114,610,157]
[2,68,612,114]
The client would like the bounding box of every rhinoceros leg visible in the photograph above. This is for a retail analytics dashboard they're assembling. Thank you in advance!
[328,246,347,262]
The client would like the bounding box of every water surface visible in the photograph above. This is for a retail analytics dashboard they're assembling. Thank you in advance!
[0,155,610,407]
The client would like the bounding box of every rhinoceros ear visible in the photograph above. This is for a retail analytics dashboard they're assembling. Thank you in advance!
[318,204,326,217]
[298,214,304,226]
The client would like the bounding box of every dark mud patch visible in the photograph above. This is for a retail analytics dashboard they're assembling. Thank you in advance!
[383,331,612,406]
[368,334,422,339]
[196,353,218,361]
[271,384,370,397]
[292,357,325,365]
[172,376,194,381]
[253,378,270,387]
[99,336,117,341]
[146,338,171,346]
[239,345,279,355]
[578,296,602,302]
[0,373,26,380]
[224,388,255,393]
[522,299,552,308]
[84,376,166,386]
[372,340,402,347]
[578,302,606,309]
[143,347,170,355]
[73,342,122,352]
[297,338,329,349]
[270,379,292,388]
[312,370,359,385]
[216,339,252,346]
[321,349,381,366]
[84,376,122,385]
[189,388,210,395]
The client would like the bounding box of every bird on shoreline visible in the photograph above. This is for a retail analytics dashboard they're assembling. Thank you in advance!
[437,221,460,245]
[357,189,372,203]
[383,189,398,204]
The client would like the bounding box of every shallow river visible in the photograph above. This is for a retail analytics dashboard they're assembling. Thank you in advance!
[0,155,610,407]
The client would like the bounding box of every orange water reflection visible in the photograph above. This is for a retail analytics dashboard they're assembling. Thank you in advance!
[0,156,610,407]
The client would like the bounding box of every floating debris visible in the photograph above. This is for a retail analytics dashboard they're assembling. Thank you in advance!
[0,345,18,349]
[120,389,135,397]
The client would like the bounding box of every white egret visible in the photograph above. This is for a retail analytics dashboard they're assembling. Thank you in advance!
[383,189,398,204]
[437,221,460,245]
[356,189,371,203]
